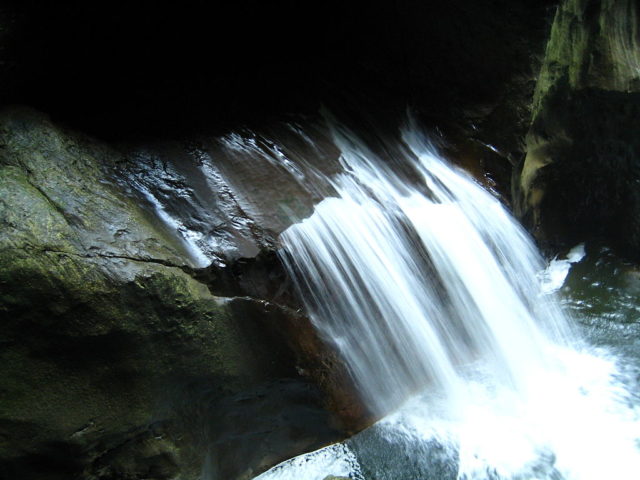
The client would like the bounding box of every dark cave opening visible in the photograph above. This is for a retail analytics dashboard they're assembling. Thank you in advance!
[1,0,556,140]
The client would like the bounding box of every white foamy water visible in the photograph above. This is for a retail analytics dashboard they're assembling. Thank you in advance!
[371,346,640,480]
[253,443,362,480]
[540,243,586,294]
[262,121,640,479]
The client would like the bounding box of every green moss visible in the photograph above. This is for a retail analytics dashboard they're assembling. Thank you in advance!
[0,107,302,478]
[533,0,640,118]
[0,248,291,465]
[0,107,196,264]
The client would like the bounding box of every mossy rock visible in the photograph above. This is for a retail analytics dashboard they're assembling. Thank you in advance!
[518,0,640,258]
[0,107,324,479]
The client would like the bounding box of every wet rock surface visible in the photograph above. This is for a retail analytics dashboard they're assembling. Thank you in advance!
[0,107,346,479]
[114,120,342,266]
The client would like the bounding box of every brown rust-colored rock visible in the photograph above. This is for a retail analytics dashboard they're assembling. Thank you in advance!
[224,297,373,435]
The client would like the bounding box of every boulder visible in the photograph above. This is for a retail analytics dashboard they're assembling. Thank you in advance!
[0,107,344,479]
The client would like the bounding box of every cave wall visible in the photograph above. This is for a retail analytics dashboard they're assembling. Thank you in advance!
[516,0,640,256]
[0,0,555,143]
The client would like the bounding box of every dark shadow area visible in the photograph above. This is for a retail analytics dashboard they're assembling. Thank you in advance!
[0,439,87,480]
[173,378,342,480]
[531,87,640,259]
[1,0,556,140]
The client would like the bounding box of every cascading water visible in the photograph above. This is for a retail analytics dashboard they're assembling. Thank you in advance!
[280,123,570,417]
[257,120,640,480]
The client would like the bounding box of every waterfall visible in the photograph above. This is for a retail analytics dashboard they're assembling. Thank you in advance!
[280,122,570,416]
[270,120,640,480]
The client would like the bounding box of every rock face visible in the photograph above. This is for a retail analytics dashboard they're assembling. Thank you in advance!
[516,0,640,256]
[0,107,345,479]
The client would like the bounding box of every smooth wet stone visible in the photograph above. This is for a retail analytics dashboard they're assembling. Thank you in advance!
[0,107,345,479]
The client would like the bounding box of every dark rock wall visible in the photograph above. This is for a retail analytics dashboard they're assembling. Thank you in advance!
[516,0,640,257]
[1,1,554,144]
